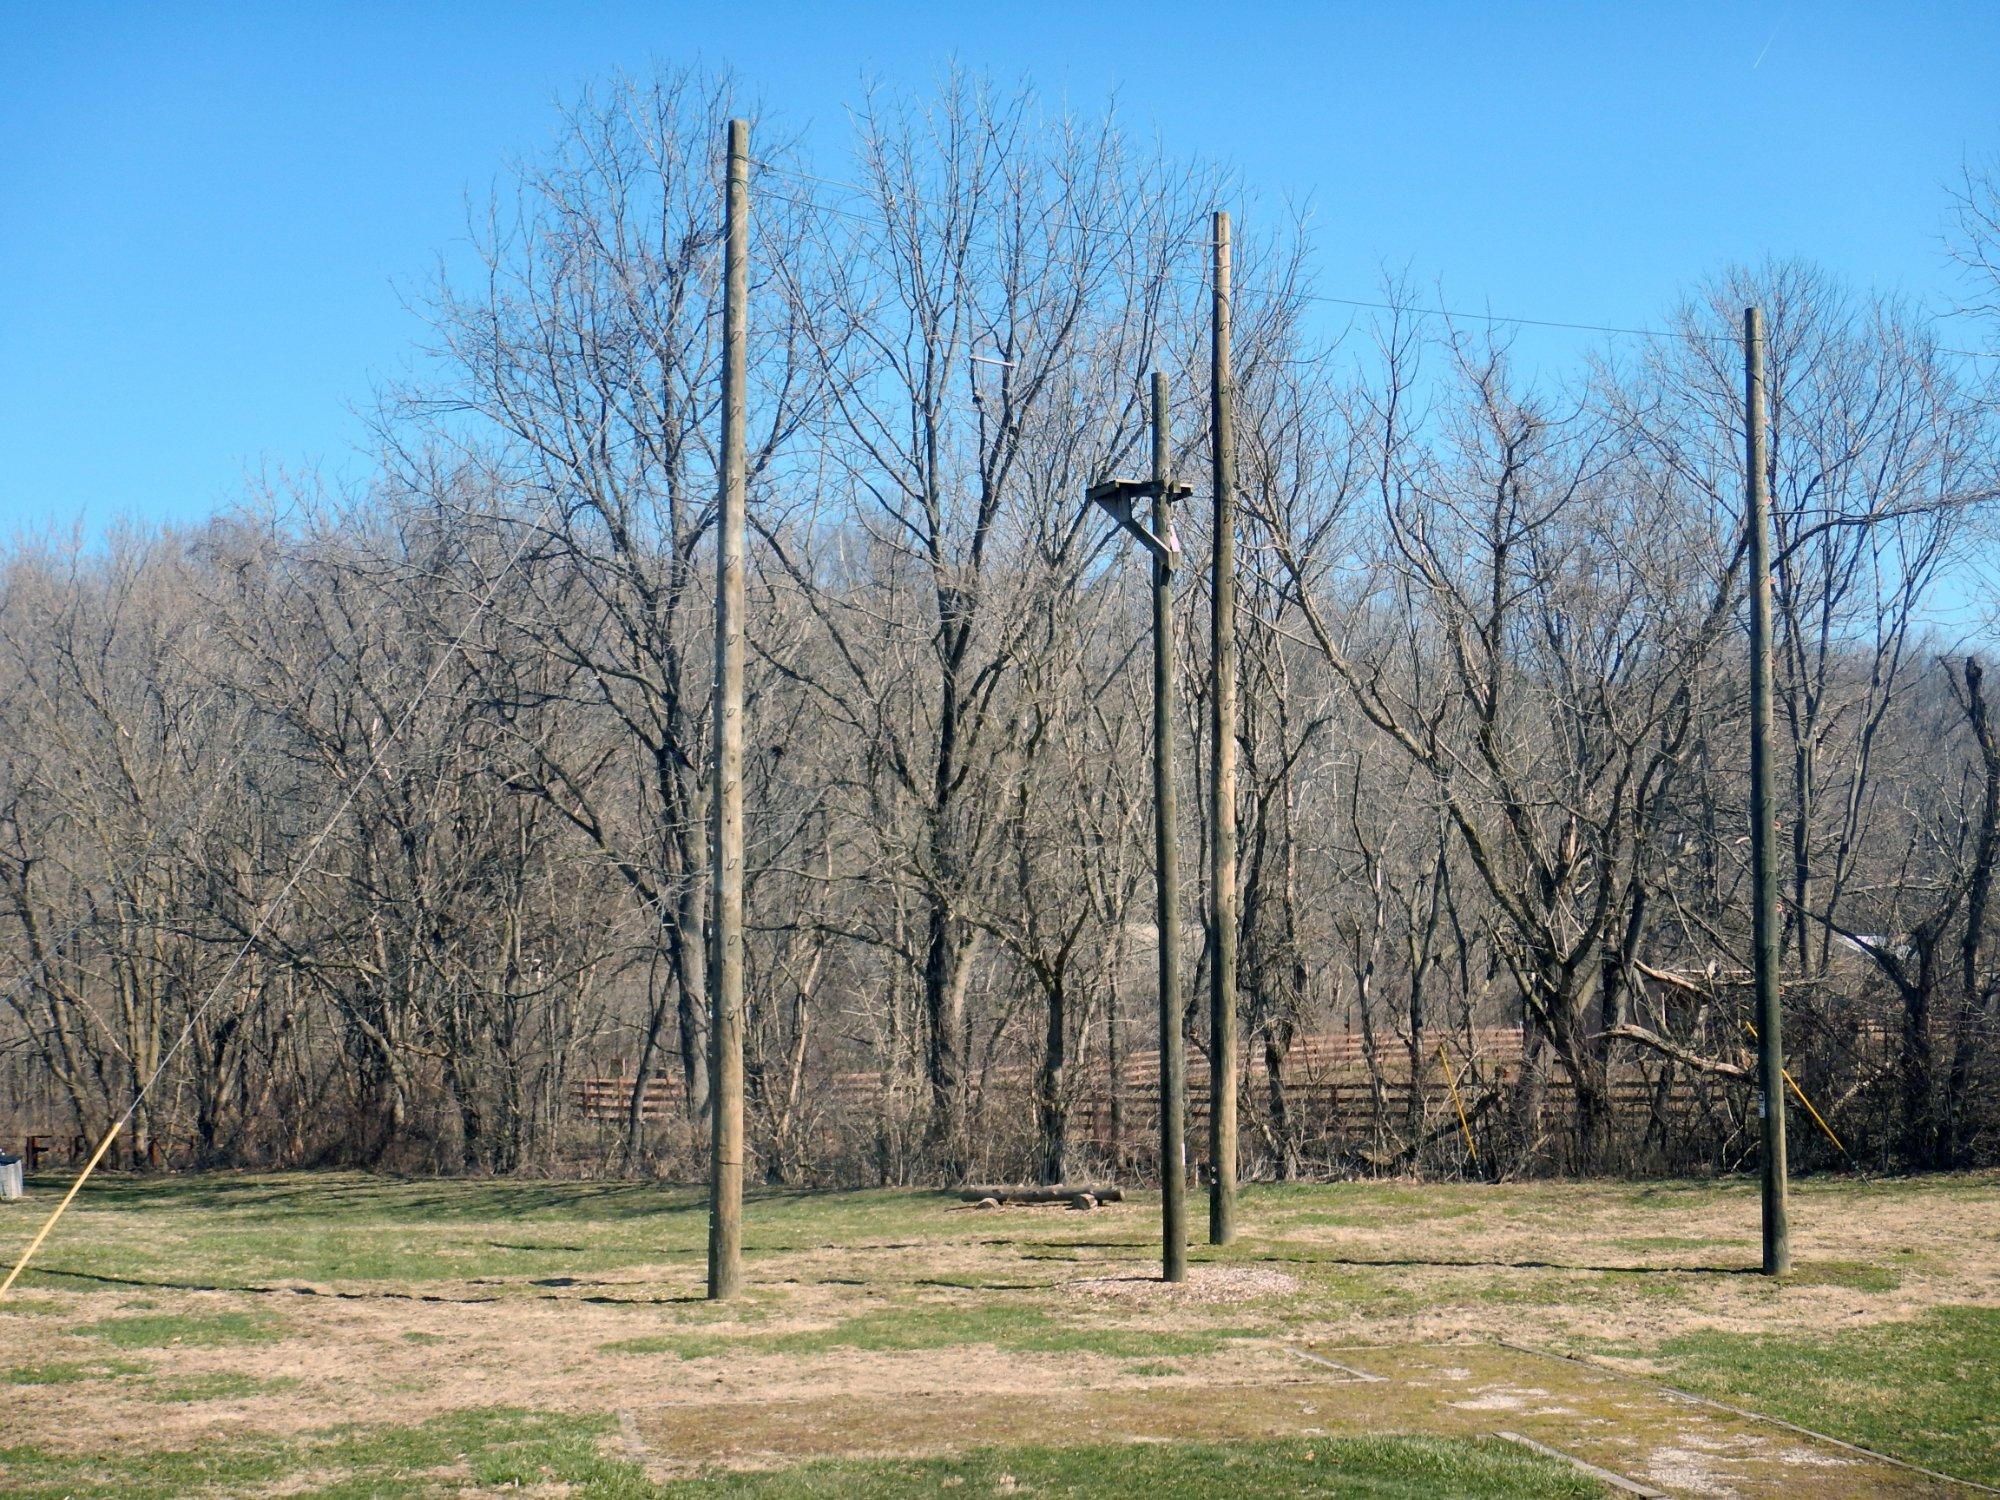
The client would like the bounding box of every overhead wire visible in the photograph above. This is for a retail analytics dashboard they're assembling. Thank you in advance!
[751,158,2000,360]
[750,158,1748,347]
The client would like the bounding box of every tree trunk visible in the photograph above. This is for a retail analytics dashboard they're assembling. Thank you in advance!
[1034,972,1068,1184]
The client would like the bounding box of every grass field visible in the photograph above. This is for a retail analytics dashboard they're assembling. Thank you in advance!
[1,1169,1996,1496]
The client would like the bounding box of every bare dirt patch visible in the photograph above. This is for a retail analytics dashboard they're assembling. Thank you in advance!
[1062,1265,1298,1305]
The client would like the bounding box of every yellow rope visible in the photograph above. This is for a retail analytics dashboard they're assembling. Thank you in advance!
[0,1118,123,1301]
[1741,1020,1849,1157]
[1781,1066,1848,1155]
[1437,1043,1478,1163]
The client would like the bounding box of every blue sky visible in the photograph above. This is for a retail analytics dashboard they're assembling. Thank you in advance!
[3,2,1996,532]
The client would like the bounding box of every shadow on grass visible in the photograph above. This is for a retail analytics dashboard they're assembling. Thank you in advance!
[1243,1252,1764,1276]
[24,1264,710,1306]
[64,1173,709,1219]
[908,1277,1052,1291]
[42,1172,923,1229]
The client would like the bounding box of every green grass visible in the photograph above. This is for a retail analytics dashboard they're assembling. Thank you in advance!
[36,1169,1937,1299]
[0,1295,70,1316]
[309,1408,645,1496]
[17,1173,956,1291]
[4,1357,146,1385]
[1758,1258,1904,1292]
[0,1438,292,1499]
[0,1416,1593,1499]
[0,1407,649,1500]
[674,1435,1601,1498]
[77,1309,284,1348]
[1650,1305,2000,1486]
[1608,1234,1709,1253]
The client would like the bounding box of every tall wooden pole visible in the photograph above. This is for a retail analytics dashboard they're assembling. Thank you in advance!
[1745,305,1791,1277]
[1207,212,1239,1247]
[707,117,749,1301]
[1152,370,1188,1284]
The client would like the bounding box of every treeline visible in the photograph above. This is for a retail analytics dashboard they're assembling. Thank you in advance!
[3,71,1999,1184]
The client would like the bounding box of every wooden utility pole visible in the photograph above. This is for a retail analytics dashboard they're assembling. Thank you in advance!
[1207,212,1239,1247]
[1152,370,1188,1284]
[707,116,749,1301]
[1744,304,1791,1277]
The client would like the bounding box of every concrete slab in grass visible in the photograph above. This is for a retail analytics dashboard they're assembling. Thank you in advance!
[633,1340,1959,1497]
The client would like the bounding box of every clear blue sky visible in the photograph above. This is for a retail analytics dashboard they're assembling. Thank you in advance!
[3,2,1995,532]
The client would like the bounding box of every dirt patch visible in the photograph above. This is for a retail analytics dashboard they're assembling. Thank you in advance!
[1061,1265,1298,1305]
[1448,1385,1550,1412]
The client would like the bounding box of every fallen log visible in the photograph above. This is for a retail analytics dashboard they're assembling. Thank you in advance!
[957,1184,1123,1205]
[1595,1023,1753,1080]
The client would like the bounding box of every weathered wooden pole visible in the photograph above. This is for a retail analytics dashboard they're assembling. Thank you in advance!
[707,116,749,1301]
[1207,212,1239,1247]
[1152,370,1188,1284]
[1744,304,1791,1276]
